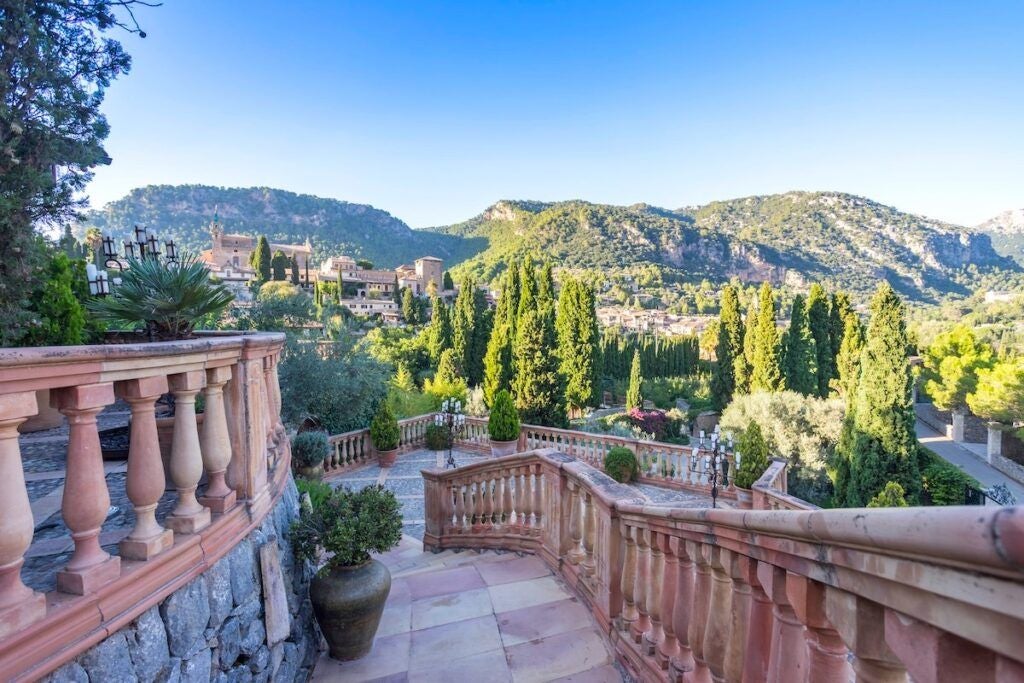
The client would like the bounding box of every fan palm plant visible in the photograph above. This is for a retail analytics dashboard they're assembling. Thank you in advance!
[88,252,234,340]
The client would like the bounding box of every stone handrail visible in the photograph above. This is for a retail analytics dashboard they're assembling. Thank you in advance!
[421,449,1024,682]
[752,458,817,511]
[0,332,289,681]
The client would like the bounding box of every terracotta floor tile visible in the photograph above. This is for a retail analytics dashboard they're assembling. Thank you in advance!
[476,555,551,586]
[549,664,623,682]
[377,602,412,638]
[411,587,493,631]
[405,564,485,600]
[488,575,571,613]
[409,614,503,668]
[505,627,613,683]
[311,631,410,681]
[407,647,511,683]
[497,597,592,647]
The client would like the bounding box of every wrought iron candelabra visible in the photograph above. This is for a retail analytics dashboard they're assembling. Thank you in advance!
[435,398,465,469]
[87,225,180,297]
[690,425,737,508]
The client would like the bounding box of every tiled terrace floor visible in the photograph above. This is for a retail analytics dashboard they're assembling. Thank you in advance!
[311,535,626,682]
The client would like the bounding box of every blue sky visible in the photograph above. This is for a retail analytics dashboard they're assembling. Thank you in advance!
[88,1,1024,228]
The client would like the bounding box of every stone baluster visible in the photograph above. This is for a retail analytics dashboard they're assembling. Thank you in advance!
[165,371,211,534]
[687,540,713,682]
[758,562,808,683]
[471,480,485,532]
[883,609,1002,683]
[501,468,514,526]
[116,376,174,560]
[631,526,652,643]
[703,546,734,682]
[52,383,120,594]
[531,463,543,531]
[520,466,534,529]
[787,574,852,683]
[261,356,276,450]
[454,481,467,532]
[825,588,908,683]
[723,551,752,682]
[669,537,697,679]
[483,476,495,527]
[199,366,237,513]
[618,521,639,633]
[0,392,46,637]
[743,554,774,682]
[581,491,596,575]
[567,480,585,563]
[643,529,666,656]
[656,532,680,669]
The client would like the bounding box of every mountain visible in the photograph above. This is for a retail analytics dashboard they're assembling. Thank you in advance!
[432,192,1015,301]
[976,209,1024,265]
[80,185,486,268]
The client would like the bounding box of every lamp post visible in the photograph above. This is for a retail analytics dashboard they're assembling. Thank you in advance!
[691,425,735,508]
[435,398,465,469]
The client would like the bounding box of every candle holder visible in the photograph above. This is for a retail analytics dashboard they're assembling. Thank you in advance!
[691,424,734,508]
[91,226,180,296]
[435,398,466,469]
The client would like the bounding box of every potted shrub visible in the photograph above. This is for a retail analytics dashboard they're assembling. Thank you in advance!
[291,484,402,660]
[370,402,400,466]
[292,430,330,479]
[734,421,770,509]
[604,446,640,483]
[488,389,521,457]
[425,423,452,451]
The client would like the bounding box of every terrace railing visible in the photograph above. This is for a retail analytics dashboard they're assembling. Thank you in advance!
[422,448,1024,683]
[0,332,289,681]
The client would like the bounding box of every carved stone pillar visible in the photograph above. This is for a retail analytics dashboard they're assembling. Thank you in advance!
[165,371,211,534]
[618,521,638,633]
[199,365,237,512]
[567,480,584,563]
[825,588,907,683]
[631,526,653,643]
[758,562,807,683]
[657,532,681,669]
[787,574,852,683]
[743,557,773,683]
[724,551,752,683]
[644,529,666,655]
[52,383,120,594]
[581,491,597,575]
[703,546,734,682]
[0,392,47,637]
[688,540,714,683]
[669,537,697,678]
[116,376,174,560]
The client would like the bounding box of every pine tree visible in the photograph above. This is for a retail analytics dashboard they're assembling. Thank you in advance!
[513,308,566,427]
[839,283,920,507]
[556,278,601,416]
[712,284,743,409]
[750,283,783,392]
[271,250,288,281]
[806,284,833,397]
[401,287,418,324]
[290,256,300,285]
[783,294,818,395]
[625,349,643,410]
[427,297,453,363]
[251,236,272,282]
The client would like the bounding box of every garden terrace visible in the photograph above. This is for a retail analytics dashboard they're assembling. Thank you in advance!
[0,333,290,681]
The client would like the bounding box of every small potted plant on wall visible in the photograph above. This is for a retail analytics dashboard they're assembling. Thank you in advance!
[733,421,770,509]
[292,484,402,660]
[370,402,400,467]
[488,389,521,457]
[292,431,330,480]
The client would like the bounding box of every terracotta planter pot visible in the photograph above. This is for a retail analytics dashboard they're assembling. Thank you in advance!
[735,487,753,510]
[376,447,398,467]
[295,463,324,480]
[310,559,392,661]
[489,438,519,458]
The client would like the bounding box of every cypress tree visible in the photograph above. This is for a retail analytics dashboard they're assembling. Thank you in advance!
[393,275,401,303]
[504,263,520,332]
[401,287,418,324]
[625,349,643,410]
[468,287,492,386]
[537,261,555,308]
[426,297,452,363]
[271,250,288,281]
[251,236,272,282]
[750,283,783,392]
[833,312,864,401]
[806,283,833,397]
[483,316,512,407]
[830,291,853,360]
[443,271,455,290]
[712,284,743,409]
[290,256,300,285]
[556,278,601,417]
[517,258,536,326]
[452,278,475,377]
[783,294,818,395]
[735,295,758,394]
[513,308,566,427]
[839,283,920,506]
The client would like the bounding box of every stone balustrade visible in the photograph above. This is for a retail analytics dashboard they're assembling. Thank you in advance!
[324,414,438,475]
[0,332,289,681]
[422,449,1024,683]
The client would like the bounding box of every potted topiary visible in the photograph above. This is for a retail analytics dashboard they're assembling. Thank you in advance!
[604,446,640,483]
[292,430,330,480]
[291,484,402,660]
[370,402,400,467]
[733,421,770,509]
[488,389,521,457]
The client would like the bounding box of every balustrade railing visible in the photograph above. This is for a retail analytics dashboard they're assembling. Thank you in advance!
[0,332,288,681]
[324,414,439,475]
[422,448,1024,683]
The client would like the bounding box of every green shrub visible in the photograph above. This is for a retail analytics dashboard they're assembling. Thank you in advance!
[291,484,403,571]
[291,431,330,469]
[295,478,333,509]
[388,386,436,419]
[920,448,977,505]
[604,446,639,483]
[425,424,452,451]
[370,401,400,451]
[734,421,771,489]
[488,389,520,441]
[24,252,87,346]
[867,481,908,508]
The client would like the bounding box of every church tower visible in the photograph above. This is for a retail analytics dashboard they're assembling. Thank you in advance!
[210,209,223,251]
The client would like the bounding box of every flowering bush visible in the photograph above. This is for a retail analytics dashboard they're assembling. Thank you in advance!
[626,408,670,441]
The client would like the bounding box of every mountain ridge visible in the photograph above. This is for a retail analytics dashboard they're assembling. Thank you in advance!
[976,208,1024,265]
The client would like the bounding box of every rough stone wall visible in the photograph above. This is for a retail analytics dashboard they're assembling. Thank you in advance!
[43,478,320,683]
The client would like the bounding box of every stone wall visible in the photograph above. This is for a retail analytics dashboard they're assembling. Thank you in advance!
[43,478,320,683]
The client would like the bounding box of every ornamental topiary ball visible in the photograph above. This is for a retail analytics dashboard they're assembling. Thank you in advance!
[604,446,639,483]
